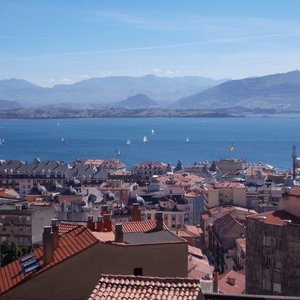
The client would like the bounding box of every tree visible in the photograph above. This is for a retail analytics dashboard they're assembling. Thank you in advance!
[0,240,32,267]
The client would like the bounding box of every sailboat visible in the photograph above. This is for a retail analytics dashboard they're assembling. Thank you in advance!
[115,149,121,156]
[230,142,235,152]
[127,139,131,145]
[61,137,65,143]
[186,137,190,143]
[143,136,148,144]
[0,138,4,145]
[151,129,155,135]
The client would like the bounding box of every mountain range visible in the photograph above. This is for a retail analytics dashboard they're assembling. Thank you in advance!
[1,71,300,111]
[175,70,300,110]
[0,75,225,108]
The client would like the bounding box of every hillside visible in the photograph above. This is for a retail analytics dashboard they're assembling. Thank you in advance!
[174,70,300,110]
[115,94,158,108]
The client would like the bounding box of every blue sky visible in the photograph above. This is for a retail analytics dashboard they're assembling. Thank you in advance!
[1,0,300,86]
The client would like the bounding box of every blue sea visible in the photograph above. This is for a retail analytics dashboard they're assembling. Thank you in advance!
[0,115,299,170]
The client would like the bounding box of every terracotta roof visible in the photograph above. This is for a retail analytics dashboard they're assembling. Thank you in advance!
[187,256,214,280]
[88,274,204,300]
[218,270,245,295]
[188,246,204,258]
[248,210,300,226]
[0,226,98,296]
[214,182,245,189]
[285,188,300,196]
[112,220,168,233]
[58,222,81,235]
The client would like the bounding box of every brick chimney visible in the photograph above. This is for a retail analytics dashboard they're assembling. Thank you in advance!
[51,218,59,249]
[101,205,108,215]
[213,270,219,293]
[115,223,123,243]
[103,214,112,232]
[96,216,103,232]
[155,212,164,231]
[87,215,95,231]
[43,226,54,265]
[132,203,141,221]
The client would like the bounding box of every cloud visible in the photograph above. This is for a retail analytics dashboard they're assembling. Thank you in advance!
[61,78,73,84]
[153,68,180,77]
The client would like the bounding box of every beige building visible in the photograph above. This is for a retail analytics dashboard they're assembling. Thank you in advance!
[203,182,246,210]
[0,214,188,300]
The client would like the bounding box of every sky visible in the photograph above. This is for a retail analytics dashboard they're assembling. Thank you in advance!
[1,0,300,86]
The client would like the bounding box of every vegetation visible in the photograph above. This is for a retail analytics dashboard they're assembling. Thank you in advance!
[0,240,32,267]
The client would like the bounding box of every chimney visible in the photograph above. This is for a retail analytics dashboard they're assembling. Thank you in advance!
[43,226,54,265]
[87,215,95,231]
[213,270,219,293]
[101,205,108,215]
[51,218,59,249]
[115,223,123,243]
[103,214,112,232]
[96,216,103,232]
[283,219,292,225]
[132,203,141,222]
[227,277,236,286]
[155,212,164,231]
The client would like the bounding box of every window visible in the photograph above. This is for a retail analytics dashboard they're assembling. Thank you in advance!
[263,236,271,247]
[263,256,271,268]
[273,237,280,249]
[263,279,271,291]
[273,283,281,293]
[133,267,143,276]
[275,260,282,270]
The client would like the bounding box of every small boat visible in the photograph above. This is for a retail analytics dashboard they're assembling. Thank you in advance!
[230,142,235,152]
[143,136,148,143]
[186,137,190,143]
[151,129,155,135]
[61,137,65,143]
[127,139,131,145]
[0,139,4,145]
[57,122,60,127]
[115,149,121,156]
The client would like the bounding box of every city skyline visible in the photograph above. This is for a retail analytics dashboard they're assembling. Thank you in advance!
[1,0,300,86]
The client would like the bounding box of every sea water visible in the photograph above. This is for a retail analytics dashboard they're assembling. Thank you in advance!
[0,115,299,170]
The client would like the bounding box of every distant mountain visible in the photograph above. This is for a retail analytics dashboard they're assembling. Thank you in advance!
[0,99,21,109]
[115,93,158,108]
[174,71,300,110]
[0,75,226,107]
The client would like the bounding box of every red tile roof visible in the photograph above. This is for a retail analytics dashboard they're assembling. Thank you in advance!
[248,210,300,226]
[285,188,300,196]
[218,270,245,295]
[58,222,81,235]
[0,225,98,296]
[88,274,204,300]
[112,220,168,233]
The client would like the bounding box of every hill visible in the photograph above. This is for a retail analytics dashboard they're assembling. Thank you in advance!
[115,93,158,108]
[174,70,300,111]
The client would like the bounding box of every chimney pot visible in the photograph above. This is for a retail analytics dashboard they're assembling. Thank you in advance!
[103,213,112,232]
[213,270,219,293]
[87,215,95,231]
[43,226,54,265]
[115,223,123,243]
[51,218,59,249]
[132,203,141,222]
[96,216,103,232]
[155,212,164,231]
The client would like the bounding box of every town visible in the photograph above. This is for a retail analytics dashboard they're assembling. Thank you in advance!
[0,147,300,299]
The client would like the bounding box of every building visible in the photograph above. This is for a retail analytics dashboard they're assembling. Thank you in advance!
[0,213,188,299]
[215,159,244,173]
[0,202,56,247]
[246,207,300,296]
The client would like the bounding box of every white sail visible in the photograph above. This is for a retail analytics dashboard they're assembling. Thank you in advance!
[143,136,148,143]
[151,129,155,135]
[186,137,190,143]
[127,139,131,145]
[61,137,65,143]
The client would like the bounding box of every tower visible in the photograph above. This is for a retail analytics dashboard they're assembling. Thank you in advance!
[292,144,297,179]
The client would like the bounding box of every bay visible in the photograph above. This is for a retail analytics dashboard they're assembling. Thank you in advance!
[0,115,299,170]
